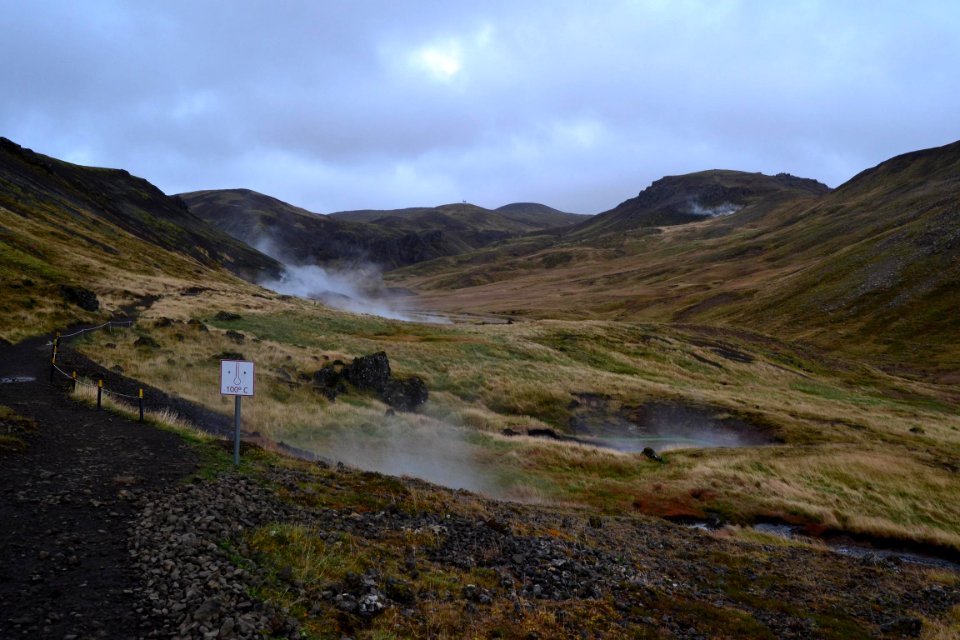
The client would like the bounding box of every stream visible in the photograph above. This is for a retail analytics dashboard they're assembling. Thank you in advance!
[686,520,960,572]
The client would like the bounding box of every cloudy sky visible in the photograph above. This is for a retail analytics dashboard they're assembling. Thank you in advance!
[2,1,958,214]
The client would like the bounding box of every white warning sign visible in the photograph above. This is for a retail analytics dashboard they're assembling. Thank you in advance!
[220,360,255,396]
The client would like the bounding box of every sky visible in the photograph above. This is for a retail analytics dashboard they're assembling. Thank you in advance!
[2,1,959,215]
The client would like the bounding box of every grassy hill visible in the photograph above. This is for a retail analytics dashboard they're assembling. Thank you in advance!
[726,141,960,373]
[565,169,830,238]
[180,188,449,269]
[332,201,584,232]
[391,141,960,378]
[182,190,587,270]
[495,201,588,227]
[0,138,278,342]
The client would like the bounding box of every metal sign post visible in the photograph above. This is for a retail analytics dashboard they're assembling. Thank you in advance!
[220,360,255,466]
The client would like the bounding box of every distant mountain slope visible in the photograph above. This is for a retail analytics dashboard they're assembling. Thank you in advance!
[0,137,279,341]
[181,189,462,269]
[566,169,830,239]
[728,140,960,366]
[0,138,279,280]
[330,201,582,234]
[183,191,585,270]
[391,140,960,376]
[494,202,588,228]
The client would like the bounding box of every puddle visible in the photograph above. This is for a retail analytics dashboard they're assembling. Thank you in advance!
[0,376,35,384]
[567,397,778,452]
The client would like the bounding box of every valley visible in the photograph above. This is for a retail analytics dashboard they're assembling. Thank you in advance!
[2,135,960,638]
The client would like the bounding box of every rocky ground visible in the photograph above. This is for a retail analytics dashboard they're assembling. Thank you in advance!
[2,329,959,639]
[123,462,960,639]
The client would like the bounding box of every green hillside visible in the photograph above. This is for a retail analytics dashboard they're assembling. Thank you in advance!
[391,141,960,378]
[0,138,278,342]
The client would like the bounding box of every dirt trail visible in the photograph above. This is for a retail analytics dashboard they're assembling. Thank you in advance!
[0,332,198,639]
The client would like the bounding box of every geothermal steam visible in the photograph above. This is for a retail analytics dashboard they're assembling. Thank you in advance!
[255,238,443,322]
[318,418,499,495]
[261,263,418,321]
[686,201,744,217]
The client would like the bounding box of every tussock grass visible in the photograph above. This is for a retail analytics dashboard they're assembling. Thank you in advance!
[71,289,960,550]
[70,380,208,439]
[921,605,960,640]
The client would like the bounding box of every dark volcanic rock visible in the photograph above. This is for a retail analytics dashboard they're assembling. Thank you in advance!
[381,376,429,411]
[345,351,391,392]
[133,335,160,348]
[881,616,922,637]
[187,318,209,332]
[312,365,344,389]
[212,351,245,361]
[312,352,428,411]
[60,284,100,311]
[642,447,663,463]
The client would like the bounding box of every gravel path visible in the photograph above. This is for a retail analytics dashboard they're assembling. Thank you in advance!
[0,332,198,639]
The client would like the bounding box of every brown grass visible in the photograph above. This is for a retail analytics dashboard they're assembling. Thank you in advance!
[69,288,960,550]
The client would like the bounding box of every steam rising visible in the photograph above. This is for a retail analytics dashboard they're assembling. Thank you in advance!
[686,201,744,217]
[318,419,500,495]
[261,263,419,321]
[255,238,446,323]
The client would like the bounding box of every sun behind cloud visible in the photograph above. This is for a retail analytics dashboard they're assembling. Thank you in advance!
[413,41,463,81]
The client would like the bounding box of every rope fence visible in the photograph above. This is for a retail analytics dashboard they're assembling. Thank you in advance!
[49,321,147,421]
[58,319,135,340]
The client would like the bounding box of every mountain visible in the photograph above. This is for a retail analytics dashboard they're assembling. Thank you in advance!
[182,190,587,270]
[565,169,830,239]
[6,132,959,375]
[724,140,960,369]
[494,202,588,228]
[390,141,960,376]
[0,137,280,342]
[330,201,582,230]
[0,138,279,281]
[329,203,526,250]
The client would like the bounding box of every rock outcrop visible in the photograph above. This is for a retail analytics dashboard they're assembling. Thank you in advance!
[312,351,428,411]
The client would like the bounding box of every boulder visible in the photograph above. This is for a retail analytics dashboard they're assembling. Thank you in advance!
[134,335,160,348]
[382,376,428,411]
[881,617,922,637]
[642,447,663,462]
[311,351,428,411]
[212,351,244,361]
[312,366,343,388]
[344,351,391,393]
[60,284,99,311]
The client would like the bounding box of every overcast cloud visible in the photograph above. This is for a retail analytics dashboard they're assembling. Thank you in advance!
[2,1,958,214]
